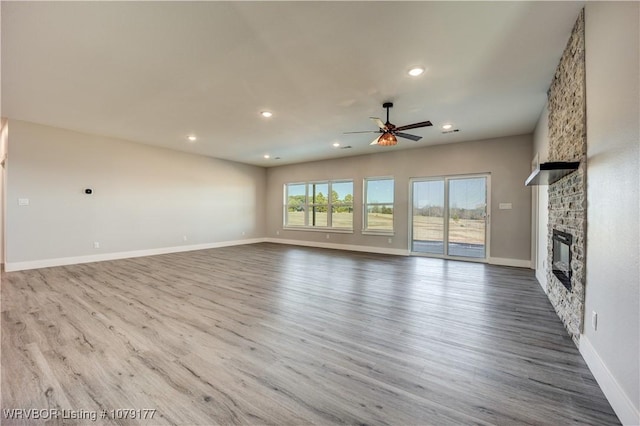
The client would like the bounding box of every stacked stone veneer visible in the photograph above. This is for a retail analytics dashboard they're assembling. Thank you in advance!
[546,10,586,345]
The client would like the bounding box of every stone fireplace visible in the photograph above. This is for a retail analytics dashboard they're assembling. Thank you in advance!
[545,9,587,345]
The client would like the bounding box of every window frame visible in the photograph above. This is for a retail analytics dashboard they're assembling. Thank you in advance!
[363,176,395,235]
[283,180,354,232]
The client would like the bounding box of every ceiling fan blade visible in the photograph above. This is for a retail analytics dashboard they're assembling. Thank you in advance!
[343,130,379,134]
[395,132,422,141]
[369,117,387,131]
[370,136,381,145]
[394,120,433,132]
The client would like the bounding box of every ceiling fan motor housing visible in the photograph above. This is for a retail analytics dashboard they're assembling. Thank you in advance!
[345,101,430,145]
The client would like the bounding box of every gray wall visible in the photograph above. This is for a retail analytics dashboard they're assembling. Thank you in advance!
[5,120,267,268]
[266,134,533,264]
[583,2,639,423]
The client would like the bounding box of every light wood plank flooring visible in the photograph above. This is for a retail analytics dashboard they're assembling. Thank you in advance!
[1,243,619,425]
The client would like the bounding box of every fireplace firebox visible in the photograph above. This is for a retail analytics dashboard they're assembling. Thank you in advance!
[552,229,573,291]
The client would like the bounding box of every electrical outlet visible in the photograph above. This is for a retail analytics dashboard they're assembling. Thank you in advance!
[276,230,280,236]
[326,234,330,239]
[93,242,100,249]
[242,231,246,236]
[592,311,598,330]
[388,238,392,244]
[183,235,188,241]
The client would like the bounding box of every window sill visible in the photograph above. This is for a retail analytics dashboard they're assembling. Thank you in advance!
[362,230,395,236]
[283,227,354,234]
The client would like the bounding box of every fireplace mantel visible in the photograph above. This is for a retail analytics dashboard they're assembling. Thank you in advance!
[525,161,580,186]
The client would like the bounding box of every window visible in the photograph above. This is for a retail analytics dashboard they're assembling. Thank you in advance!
[331,181,354,229]
[364,177,394,233]
[285,183,306,226]
[284,180,353,230]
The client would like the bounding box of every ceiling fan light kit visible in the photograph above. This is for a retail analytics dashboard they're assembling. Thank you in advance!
[377,133,398,146]
[346,102,432,147]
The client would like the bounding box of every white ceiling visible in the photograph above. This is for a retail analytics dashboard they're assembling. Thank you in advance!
[2,1,584,167]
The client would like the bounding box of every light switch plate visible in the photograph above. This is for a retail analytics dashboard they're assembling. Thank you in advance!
[18,198,30,206]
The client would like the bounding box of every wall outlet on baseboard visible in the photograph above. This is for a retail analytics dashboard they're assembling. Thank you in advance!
[591,311,598,330]
[93,242,100,249]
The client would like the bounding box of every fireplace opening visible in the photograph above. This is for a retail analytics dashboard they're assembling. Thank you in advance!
[552,229,573,291]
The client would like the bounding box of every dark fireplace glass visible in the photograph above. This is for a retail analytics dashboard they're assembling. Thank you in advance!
[552,229,573,290]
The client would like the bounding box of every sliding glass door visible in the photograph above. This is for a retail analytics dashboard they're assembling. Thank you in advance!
[447,176,487,258]
[412,179,445,255]
[411,175,488,259]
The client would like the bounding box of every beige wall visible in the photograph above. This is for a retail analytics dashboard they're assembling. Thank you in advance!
[582,2,639,424]
[5,120,267,269]
[532,104,550,291]
[266,134,532,264]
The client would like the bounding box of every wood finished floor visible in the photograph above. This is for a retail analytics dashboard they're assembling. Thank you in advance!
[1,243,619,425]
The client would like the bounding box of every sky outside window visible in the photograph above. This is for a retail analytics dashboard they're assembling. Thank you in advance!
[367,179,394,203]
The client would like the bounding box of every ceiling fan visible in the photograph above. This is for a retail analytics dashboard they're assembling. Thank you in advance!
[344,102,432,146]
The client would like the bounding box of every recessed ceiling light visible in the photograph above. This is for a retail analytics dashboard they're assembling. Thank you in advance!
[333,142,340,147]
[187,135,197,141]
[408,67,425,77]
[263,154,270,159]
[260,111,273,118]
[442,124,453,130]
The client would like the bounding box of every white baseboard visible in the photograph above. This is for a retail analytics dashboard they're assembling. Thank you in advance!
[6,240,534,272]
[488,257,532,268]
[4,238,267,272]
[535,268,548,294]
[264,238,410,256]
[580,335,640,425]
